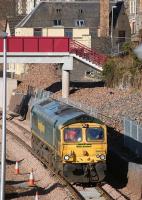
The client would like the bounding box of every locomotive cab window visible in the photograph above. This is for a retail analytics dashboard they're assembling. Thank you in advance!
[86,127,104,141]
[64,128,82,142]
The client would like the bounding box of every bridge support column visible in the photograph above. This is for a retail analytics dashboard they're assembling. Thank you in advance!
[62,70,70,98]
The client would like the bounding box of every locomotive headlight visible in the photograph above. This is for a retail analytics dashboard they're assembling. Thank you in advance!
[96,154,100,158]
[100,154,106,160]
[64,155,70,161]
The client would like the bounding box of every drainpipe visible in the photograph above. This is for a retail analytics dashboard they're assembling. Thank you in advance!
[34,0,36,7]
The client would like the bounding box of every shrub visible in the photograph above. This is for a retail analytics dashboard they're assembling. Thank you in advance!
[102,43,142,89]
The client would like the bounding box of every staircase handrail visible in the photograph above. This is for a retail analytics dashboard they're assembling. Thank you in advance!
[70,39,96,53]
[69,39,107,65]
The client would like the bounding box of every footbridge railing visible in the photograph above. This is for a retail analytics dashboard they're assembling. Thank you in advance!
[0,36,107,66]
[69,39,107,65]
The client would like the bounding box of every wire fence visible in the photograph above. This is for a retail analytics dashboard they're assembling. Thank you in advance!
[29,89,142,157]
[124,118,142,157]
[29,89,123,129]
[28,89,52,109]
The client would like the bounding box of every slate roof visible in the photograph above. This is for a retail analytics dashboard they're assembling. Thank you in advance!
[16,0,122,29]
[7,15,26,35]
[16,1,117,29]
[16,0,124,41]
[110,1,124,28]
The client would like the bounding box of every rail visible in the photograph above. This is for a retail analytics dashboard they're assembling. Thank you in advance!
[3,117,128,200]
[0,119,82,200]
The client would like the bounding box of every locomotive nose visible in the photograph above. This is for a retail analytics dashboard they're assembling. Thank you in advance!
[83,150,89,156]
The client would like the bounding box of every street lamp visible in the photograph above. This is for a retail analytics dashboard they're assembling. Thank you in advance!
[0,31,7,200]
[111,5,117,54]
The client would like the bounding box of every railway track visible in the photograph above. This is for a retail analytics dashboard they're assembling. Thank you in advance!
[1,121,82,200]
[1,117,128,200]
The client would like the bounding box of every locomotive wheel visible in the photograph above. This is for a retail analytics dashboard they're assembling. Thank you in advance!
[31,135,48,161]
[48,152,53,167]
[52,157,57,171]
[31,134,62,174]
[31,135,37,152]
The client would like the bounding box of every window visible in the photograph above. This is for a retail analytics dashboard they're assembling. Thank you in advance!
[56,8,61,13]
[34,28,42,36]
[131,21,136,34]
[53,19,62,26]
[86,128,104,141]
[130,0,136,14]
[79,9,83,14]
[75,20,85,27]
[118,31,126,43]
[64,29,73,38]
[64,128,82,142]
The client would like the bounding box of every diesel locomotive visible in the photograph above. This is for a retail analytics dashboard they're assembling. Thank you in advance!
[31,98,107,183]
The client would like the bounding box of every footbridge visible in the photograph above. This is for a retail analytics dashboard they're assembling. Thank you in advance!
[0,37,107,98]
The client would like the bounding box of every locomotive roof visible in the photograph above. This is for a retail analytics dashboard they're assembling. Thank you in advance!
[32,98,104,129]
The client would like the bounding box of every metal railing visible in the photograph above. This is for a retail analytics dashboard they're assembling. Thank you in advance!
[29,89,142,157]
[29,89,122,128]
[28,89,52,109]
[69,39,107,65]
[57,96,99,117]
[124,118,142,157]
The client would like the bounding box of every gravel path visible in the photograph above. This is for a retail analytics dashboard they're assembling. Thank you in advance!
[0,129,70,200]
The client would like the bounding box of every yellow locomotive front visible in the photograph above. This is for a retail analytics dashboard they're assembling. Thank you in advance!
[31,99,107,183]
[61,122,107,182]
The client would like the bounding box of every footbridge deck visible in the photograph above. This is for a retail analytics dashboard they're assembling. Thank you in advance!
[0,37,107,97]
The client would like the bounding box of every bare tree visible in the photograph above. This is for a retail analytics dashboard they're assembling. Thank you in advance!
[0,0,16,19]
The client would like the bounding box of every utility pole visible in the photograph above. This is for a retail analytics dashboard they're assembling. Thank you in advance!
[0,32,7,200]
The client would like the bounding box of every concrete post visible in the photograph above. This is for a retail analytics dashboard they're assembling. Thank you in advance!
[62,70,70,98]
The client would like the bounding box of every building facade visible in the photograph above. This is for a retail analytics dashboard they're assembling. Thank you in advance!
[15,1,99,48]
[110,1,131,53]
[7,1,130,75]
[124,0,142,41]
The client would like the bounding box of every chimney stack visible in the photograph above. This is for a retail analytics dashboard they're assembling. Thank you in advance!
[99,0,109,37]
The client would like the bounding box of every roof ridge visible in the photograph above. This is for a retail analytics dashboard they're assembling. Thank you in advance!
[16,2,41,28]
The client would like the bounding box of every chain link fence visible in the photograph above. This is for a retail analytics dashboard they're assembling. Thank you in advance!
[28,89,52,109]
[124,118,142,158]
[29,89,142,157]
[29,89,123,128]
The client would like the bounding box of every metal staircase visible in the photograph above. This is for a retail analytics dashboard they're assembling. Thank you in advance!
[69,40,107,71]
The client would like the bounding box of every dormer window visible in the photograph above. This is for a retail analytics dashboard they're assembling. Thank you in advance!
[53,19,62,26]
[34,28,42,36]
[118,31,126,42]
[79,9,83,14]
[56,9,61,13]
[75,20,85,27]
